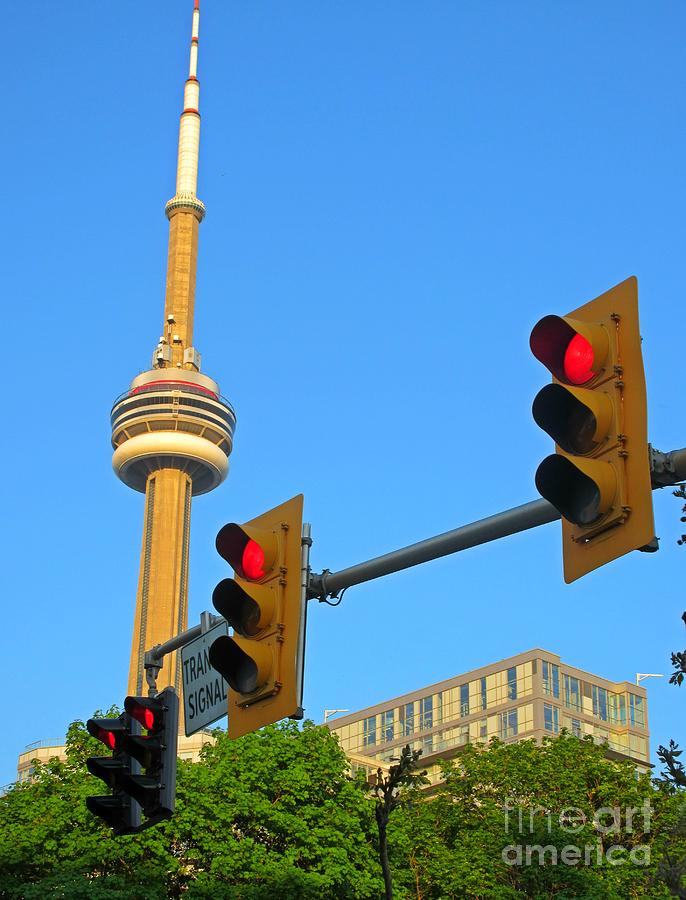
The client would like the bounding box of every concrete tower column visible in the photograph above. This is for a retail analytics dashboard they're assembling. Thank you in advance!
[128,469,192,696]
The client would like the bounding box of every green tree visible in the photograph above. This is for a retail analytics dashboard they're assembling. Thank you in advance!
[370,744,428,899]
[174,720,381,898]
[0,718,382,899]
[388,733,684,899]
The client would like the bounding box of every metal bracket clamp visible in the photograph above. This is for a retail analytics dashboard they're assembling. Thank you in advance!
[144,646,163,697]
[307,569,331,602]
[649,445,680,488]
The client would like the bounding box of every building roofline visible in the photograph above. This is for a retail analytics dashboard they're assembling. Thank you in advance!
[325,648,646,730]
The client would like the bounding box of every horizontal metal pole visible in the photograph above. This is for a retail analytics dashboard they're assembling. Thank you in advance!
[308,499,558,600]
[146,614,223,665]
[309,444,686,601]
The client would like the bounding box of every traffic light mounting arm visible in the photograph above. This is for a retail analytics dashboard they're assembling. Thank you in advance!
[307,445,686,602]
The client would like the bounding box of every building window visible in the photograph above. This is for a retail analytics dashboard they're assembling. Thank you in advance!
[592,686,608,721]
[460,683,469,717]
[459,724,470,746]
[571,718,581,737]
[479,718,488,739]
[507,667,517,700]
[383,710,394,743]
[629,694,644,727]
[563,674,581,710]
[542,662,560,698]
[436,691,443,725]
[500,709,518,738]
[544,703,559,733]
[481,676,487,711]
[363,715,376,747]
[609,693,626,725]
[402,702,414,736]
[420,696,433,731]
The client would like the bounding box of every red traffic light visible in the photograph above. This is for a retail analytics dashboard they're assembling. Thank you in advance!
[124,696,165,732]
[216,523,278,582]
[563,333,595,384]
[242,539,265,580]
[530,315,609,386]
[87,717,128,752]
[99,729,117,750]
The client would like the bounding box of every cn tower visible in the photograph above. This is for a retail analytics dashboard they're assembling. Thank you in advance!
[110,0,235,697]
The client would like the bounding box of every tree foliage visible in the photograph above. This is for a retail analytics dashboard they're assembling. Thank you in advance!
[3,719,686,898]
[0,719,381,899]
[388,733,685,899]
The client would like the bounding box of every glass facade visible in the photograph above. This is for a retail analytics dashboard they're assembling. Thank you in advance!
[629,693,645,727]
[563,674,581,710]
[363,715,376,747]
[507,667,518,700]
[592,685,608,721]
[500,709,518,738]
[329,657,648,769]
[383,709,394,743]
[543,661,560,698]
[544,703,560,733]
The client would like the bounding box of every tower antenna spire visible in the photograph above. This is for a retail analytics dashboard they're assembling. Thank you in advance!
[111,0,235,701]
[172,0,203,202]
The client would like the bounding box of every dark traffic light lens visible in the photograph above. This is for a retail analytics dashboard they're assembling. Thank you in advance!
[209,635,261,693]
[242,539,265,580]
[536,455,605,526]
[532,385,602,455]
[563,334,595,385]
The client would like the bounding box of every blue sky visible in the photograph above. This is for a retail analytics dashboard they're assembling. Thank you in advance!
[2,0,684,787]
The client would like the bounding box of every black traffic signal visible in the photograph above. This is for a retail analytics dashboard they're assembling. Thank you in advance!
[86,713,142,835]
[122,688,179,823]
[86,687,179,833]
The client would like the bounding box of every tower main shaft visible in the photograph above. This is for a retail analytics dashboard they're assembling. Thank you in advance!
[110,0,235,699]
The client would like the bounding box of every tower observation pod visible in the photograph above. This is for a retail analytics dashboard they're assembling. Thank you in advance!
[110,0,236,697]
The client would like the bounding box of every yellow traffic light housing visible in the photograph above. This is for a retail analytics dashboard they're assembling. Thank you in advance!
[530,277,654,582]
[209,494,305,738]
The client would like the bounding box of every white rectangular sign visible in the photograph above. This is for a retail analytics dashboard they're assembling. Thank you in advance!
[181,620,229,736]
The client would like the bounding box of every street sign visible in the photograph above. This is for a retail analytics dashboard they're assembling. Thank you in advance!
[181,620,229,736]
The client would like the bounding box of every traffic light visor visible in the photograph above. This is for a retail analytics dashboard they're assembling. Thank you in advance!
[86,795,128,829]
[530,315,609,385]
[87,717,126,751]
[535,454,617,526]
[212,578,275,637]
[532,384,613,455]
[216,523,278,581]
[209,634,273,694]
[124,697,164,732]
[87,756,125,789]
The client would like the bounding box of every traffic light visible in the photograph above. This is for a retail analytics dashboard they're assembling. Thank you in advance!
[86,687,179,833]
[209,494,305,738]
[530,276,654,582]
[86,712,141,835]
[122,688,179,823]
